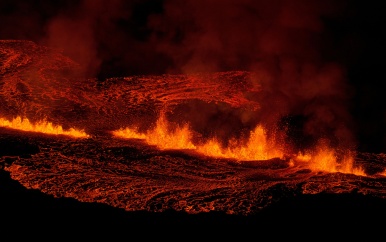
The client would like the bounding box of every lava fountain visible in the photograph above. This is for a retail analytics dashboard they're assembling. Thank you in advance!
[112,113,365,176]
[0,116,89,138]
[113,113,283,160]
[2,40,385,224]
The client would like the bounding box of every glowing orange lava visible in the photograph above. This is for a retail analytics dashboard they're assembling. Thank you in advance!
[113,115,367,176]
[113,115,196,150]
[378,169,386,176]
[294,145,365,176]
[113,115,284,160]
[196,125,284,160]
[0,116,89,138]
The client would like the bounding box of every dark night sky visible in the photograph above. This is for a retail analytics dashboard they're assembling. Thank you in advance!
[0,0,386,153]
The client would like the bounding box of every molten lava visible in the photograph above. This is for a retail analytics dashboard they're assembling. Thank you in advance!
[113,114,196,150]
[113,114,367,176]
[295,147,365,176]
[3,40,386,222]
[113,117,283,160]
[113,114,283,160]
[0,116,89,138]
[196,125,284,161]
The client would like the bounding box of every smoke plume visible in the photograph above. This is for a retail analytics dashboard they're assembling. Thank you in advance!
[1,0,385,152]
[146,0,354,150]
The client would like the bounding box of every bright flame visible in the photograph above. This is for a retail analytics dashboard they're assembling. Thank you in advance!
[113,115,196,150]
[295,145,365,176]
[295,152,312,162]
[0,116,89,138]
[112,127,146,139]
[378,170,386,176]
[113,115,283,160]
[112,115,368,176]
[196,125,284,160]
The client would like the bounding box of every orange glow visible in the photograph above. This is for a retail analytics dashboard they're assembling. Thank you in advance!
[196,125,284,160]
[294,152,312,162]
[112,116,368,176]
[113,115,283,160]
[295,145,365,176]
[0,116,89,138]
[112,127,146,139]
[378,170,386,176]
[113,115,196,150]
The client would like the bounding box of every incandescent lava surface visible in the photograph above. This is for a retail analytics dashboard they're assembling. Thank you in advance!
[1,40,386,222]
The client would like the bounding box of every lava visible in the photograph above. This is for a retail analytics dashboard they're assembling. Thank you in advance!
[113,113,283,160]
[0,116,89,138]
[113,114,196,150]
[196,124,284,161]
[2,40,386,222]
[294,146,365,176]
[112,114,367,176]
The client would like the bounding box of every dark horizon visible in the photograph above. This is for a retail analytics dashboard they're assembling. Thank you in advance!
[1,0,386,153]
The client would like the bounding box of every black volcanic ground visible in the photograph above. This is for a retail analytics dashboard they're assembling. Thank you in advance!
[1,40,386,238]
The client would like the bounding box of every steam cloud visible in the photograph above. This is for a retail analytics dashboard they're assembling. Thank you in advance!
[146,0,355,150]
[1,0,385,152]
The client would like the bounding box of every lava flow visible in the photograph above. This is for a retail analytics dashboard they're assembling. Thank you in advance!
[112,113,367,176]
[113,113,284,160]
[0,116,89,138]
[1,40,386,218]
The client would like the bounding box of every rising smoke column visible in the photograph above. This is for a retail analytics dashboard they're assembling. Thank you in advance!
[41,0,356,150]
[0,0,358,151]
[41,0,168,78]
[146,0,356,151]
